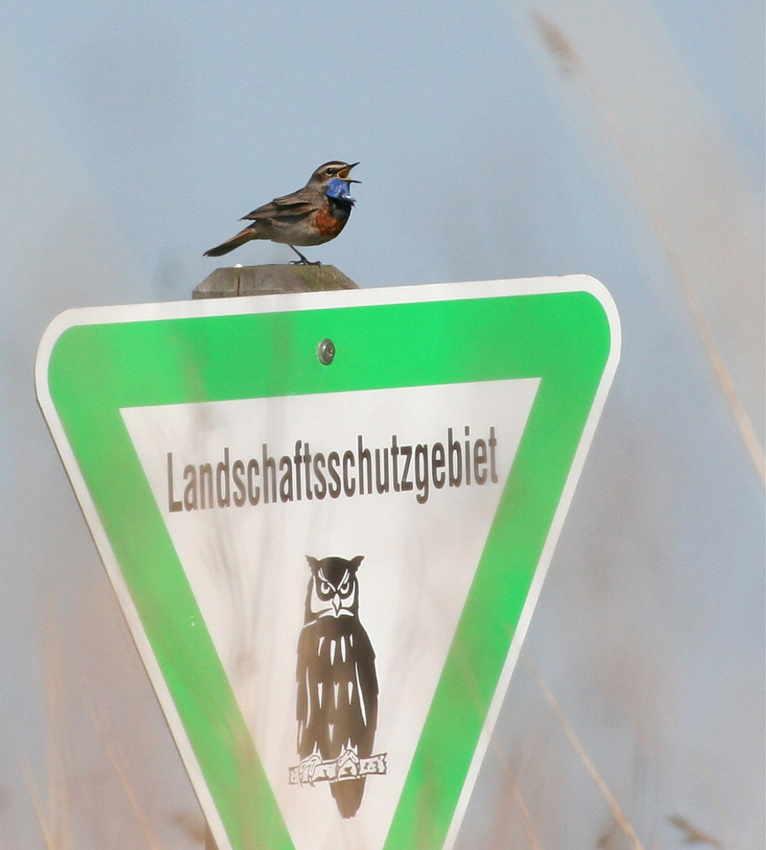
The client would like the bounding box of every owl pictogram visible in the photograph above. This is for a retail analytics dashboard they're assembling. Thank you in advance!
[295,555,379,818]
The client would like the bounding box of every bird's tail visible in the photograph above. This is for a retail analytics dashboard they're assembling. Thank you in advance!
[331,776,365,819]
[203,226,255,257]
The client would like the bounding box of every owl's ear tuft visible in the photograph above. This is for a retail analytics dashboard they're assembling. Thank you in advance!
[306,556,320,570]
[349,555,364,570]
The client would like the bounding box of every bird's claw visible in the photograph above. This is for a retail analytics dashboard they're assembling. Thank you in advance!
[297,753,323,786]
[336,748,361,780]
[287,246,322,265]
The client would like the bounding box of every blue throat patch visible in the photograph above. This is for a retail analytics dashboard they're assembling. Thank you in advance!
[325,178,356,204]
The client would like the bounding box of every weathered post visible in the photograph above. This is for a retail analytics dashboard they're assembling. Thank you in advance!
[193,264,357,299]
[195,262,357,850]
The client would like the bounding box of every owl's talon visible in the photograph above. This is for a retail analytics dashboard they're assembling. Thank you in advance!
[336,748,361,780]
[297,753,323,786]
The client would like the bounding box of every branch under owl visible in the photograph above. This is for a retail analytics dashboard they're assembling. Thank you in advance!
[288,753,388,786]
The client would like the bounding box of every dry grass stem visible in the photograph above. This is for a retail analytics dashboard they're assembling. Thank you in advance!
[510,775,543,850]
[82,680,165,850]
[442,639,544,847]
[43,607,72,850]
[13,740,57,850]
[668,814,725,848]
[699,761,737,850]
[484,724,543,849]
[523,656,646,850]
[531,11,765,486]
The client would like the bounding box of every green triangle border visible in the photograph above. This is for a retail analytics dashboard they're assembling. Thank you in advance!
[36,278,620,850]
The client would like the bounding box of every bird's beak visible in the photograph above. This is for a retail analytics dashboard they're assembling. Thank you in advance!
[332,594,341,616]
[339,162,361,183]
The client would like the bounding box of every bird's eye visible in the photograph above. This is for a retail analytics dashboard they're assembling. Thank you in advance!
[339,577,351,595]
[319,581,332,596]
[326,167,336,175]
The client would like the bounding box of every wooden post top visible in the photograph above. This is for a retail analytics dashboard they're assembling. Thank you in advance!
[193,264,358,299]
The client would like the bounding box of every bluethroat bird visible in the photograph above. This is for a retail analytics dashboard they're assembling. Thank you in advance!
[204,161,360,264]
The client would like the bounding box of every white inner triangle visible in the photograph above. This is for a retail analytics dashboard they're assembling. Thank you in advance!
[122,377,540,850]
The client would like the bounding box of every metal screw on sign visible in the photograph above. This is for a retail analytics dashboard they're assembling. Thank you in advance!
[317,338,336,365]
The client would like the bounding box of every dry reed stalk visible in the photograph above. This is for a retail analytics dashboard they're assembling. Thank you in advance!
[13,741,57,850]
[531,11,765,486]
[489,762,543,850]
[452,639,543,848]
[668,814,725,848]
[523,655,646,850]
[43,604,73,850]
[2,644,61,848]
[509,774,543,850]
[82,680,165,850]
[699,760,737,850]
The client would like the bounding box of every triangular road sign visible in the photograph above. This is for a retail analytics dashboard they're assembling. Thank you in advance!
[36,276,620,850]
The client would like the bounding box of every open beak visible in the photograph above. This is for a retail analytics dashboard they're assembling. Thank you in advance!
[339,162,361,183]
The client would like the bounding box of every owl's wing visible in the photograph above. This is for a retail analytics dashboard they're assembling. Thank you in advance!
[296,622,329,759]
[296,619,379,760]
[329,623,378,819]
[347,624,378,757]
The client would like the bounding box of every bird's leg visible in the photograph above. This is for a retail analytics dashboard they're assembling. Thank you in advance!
[288,245,322,266]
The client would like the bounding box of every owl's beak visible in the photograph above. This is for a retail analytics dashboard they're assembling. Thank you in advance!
[332,594,341,617]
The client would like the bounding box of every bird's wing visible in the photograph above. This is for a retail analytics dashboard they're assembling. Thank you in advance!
[240,189,317,221]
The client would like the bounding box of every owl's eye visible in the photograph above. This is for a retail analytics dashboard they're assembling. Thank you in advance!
[338,576,351,596]
[319,580,332,596]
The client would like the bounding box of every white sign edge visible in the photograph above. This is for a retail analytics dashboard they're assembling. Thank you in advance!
[443,281,621,849]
